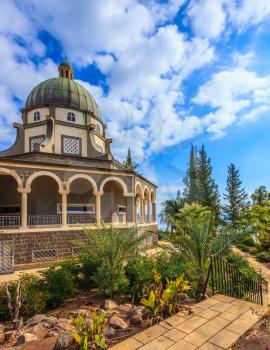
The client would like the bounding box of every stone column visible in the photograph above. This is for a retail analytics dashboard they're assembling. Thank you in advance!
[141,197,144,224]
[59,188,70,228]
[147,201,150,223]
[18,188,30,229]
[125,195,134,224]
[94,191,102,225]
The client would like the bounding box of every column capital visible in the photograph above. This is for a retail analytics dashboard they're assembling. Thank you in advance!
[93,191,103,196]
[17,187,31,194]
[59,189,70,195]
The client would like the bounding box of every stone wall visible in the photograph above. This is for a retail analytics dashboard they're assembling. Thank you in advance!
[0,224,157,266]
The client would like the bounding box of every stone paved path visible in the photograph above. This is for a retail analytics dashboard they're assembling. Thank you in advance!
[110,294,266,350]
[232,246,270,305]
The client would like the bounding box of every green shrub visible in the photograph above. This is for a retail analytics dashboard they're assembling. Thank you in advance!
[83,226,149,297]
[156,253,191,281]
[42,266,76,308]
[226,252,260,280]
[241,236,255,247]
[256,251,270,263]
[126,255,155,301]
[249,247,258,255]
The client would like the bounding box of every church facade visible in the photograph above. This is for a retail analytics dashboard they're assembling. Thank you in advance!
[0,62,157,273]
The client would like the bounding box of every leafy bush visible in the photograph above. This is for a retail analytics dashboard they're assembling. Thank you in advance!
[0,274,47,322]
[226,252,260,280]
[42,265,76,308]
[235,243,250,252]
[83,226,149,297]
[249,247,258,255]
[256,251,270,263]
[241,236,255,247]
[156,253,191,281]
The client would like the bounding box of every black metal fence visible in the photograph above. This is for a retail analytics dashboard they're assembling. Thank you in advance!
[204,255,264,305]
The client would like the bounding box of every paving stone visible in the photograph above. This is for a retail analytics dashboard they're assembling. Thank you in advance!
[183,331,208,347]
[198,343,223,350]
[209,302,232,313]
[195,324,220,338]
[139,336,174,350]
[164,329,186,342]
[239,309,261,322]
[160,315,186,329]
[197,299,220,310]
[177,310,194,319]
[206,316,231,330]
[190,305,205,314]
[209,329,240,348]
[226,318,255,335]
[212,294,235,303]
[109,337,143,350]
[198,309,220,320]
[226,305,248,316]
[218,311,238,321]
[176,316,207,334]
[167,339,197,350]
[134,324,167,344]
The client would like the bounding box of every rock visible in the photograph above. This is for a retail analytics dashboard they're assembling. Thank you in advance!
[133,306,144,316]
[27,314,47,326]
[109,316,128,330]
[54,329,74,350]
[16,336,58,350]
[104,299,118,310]
[117,303,133,313]
[16,333,38,345]
[129,314,143,326]
[103,326,115,337]
[0,324,5,344]
[32,324,49,340]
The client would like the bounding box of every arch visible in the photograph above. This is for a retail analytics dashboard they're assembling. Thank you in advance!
[66,174,98,193]
[150,189,156,203]
[135,181,143,197]
[26,171,63,192]
[0,167,23,188]
[143,186,150,201]
[100,176,128,195]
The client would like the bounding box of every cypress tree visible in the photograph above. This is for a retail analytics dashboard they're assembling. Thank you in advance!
[123,147,136,169]
[197,145,220,218]
[223,163,249,226]
[183,145,200,203]
[251,186,270,205]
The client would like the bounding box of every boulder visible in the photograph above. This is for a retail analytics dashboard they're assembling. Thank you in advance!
[16,336,58,350]
[104,300,118,310]
[129,314,143,326]
[54,329,74,350]
[0,324,5,344]
[27,315,47,326]
[69,308,89,317]
[109,316,128,330]
[16,333,38,346]
[32,324,49,340]
[117,304,133,313]
[103,326,115,337]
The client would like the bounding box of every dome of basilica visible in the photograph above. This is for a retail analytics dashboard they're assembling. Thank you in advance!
[25,62,102,121]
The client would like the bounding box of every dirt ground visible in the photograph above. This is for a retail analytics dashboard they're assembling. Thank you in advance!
[232,320,270,350]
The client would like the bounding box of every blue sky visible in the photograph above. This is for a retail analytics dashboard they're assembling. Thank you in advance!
[1,0,270,212]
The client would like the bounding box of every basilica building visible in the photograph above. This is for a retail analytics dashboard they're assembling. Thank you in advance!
[0,62,157,273]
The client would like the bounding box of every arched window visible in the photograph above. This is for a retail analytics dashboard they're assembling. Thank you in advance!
[96,123,101,133]
[67,112,76,122]
[33,111,40,122]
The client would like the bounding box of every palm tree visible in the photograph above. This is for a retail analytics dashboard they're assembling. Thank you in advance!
[159,199,181,232]
[174,204,238,296]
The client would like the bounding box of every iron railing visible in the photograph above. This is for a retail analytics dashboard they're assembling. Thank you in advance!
[204,255,264,305]
[28,215,62,226]
[0,216,21,229]
[0,240,14,274]
[67,214,96,225]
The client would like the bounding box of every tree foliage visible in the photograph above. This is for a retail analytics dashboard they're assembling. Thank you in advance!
[251,186,270,205]
[223,163,249,226]
[123,147,137,169]
[159,199,182,232]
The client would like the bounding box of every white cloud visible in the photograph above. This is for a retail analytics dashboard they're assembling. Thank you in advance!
[188,0,227,39]
[194,67,270,137]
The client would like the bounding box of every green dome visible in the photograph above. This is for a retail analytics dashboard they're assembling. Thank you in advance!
[25,77,102,121]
